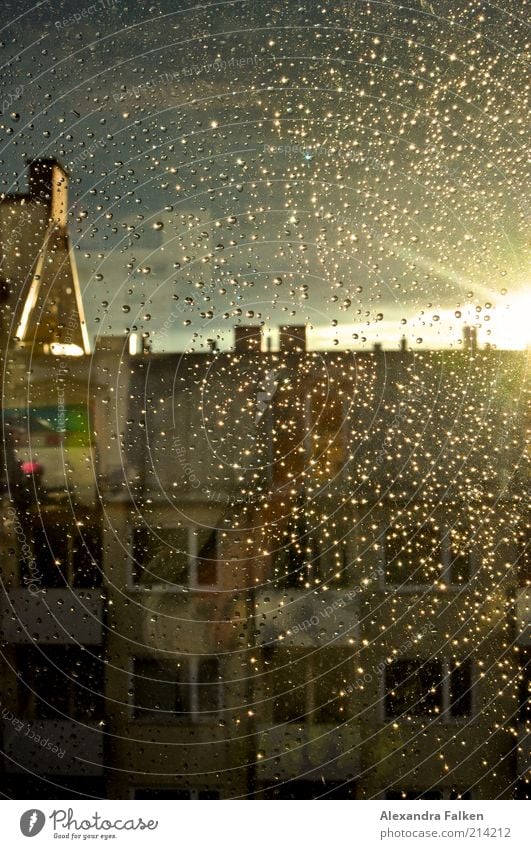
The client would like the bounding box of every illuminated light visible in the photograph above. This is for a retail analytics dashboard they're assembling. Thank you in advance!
[129,333,140,355]
[491,291,531,349]
[50,343,85,357]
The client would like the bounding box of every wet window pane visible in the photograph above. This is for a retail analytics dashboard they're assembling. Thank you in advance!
[385,660,443,718]
[0,0,527,808]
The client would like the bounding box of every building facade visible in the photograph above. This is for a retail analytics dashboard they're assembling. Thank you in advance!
[1,160,529,799]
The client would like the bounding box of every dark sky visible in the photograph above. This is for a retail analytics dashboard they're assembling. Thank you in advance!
[1,0,529,351]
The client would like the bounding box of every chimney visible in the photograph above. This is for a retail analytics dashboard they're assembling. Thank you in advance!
[27,158,68,226]
[373,342,383,353]
[279,325,306,353]
[400,336,407,352]
[463,325,478,352]
[234,325,262,353]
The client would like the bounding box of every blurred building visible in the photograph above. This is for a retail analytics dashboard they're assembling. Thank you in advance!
[1,160,529,799]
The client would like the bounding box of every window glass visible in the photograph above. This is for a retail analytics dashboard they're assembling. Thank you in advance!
[28,525,68,587]
[449,659,472,717]
[0,0,526,806]
[132,527,189,586]
[385,660,443,718]
[195,528,218,586]
[17,647,103,720]
[385,521,442,586]
[133,659,182,718]
[447,526,473,585]
[72,527,102,587]
[133,657,220,720]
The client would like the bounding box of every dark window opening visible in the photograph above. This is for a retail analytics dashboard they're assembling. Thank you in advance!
[449,659,472,717]
[195,528,218,586]
[133,788,220,799]
[72,527,102,587]
[385,660,443,718]
[446,526,472,584]
[273,520,321,588]
[386,789,472,800]
[518,650,530,723]
[384,522,442,586]
[17,646,104,720]
[268,652,349,725]
[272,679,307,724]
[131,526,188,586]
[195,658,222,712]
[313,673,347,724]
[262,780,356,799]
[23,525,68,587]
[132,657,221,721]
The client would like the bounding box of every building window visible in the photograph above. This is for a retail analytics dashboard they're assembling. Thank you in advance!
[27,524,68,587]
[383,514,474,589]
[131,526,188,586]
[132,656,222,721]
[72,527,102,587]
[518,648,530,723]
[133,788,220,799]
[449,659,473,717]
[312,534,350,588]
[131,526,219,589]
[19,521,102,588]
[193,528,219,587]
[313,666,348,724]
[384,658,472,721]
[306,393,347,475]
[262,780,356,799]
[384,519,443,587]
[441,524,473,585]
[268,651,349,725]
[271,672,306,723]
[385,659,442,718]
[17,646,104,720]
[386,789,472,800]
[272,521,350,588]
[273,517,314,588]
